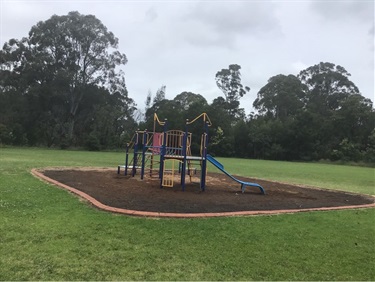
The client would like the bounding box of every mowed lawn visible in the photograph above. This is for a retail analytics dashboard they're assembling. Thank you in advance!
[0,147,374,281]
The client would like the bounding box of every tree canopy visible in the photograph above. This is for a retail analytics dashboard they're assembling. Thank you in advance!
[215,64,249,120]
[0,11,373,163]
[0,11,136,149]
[253,74,306,120]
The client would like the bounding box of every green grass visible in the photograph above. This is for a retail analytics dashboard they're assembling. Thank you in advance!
[0,147,374,280]
[211,157,375,195]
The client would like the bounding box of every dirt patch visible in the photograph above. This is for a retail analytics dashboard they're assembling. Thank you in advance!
[39,168,375,216]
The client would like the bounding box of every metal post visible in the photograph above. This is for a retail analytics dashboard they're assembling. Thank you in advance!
[124,143,129,176]
[181,119,189,191]
[201,121,209,191]
[132,132,139,177]
[141,130,147,180]
[159,119,168,187]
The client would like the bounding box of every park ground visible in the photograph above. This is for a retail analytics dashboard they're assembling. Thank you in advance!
[40,168,375,215]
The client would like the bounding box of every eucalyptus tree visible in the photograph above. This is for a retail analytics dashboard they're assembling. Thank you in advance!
[152,85,167,105]
[248,62,374,161]
[1,11,131,146]
[298,62,360,113]
[215,64,249,119]
[298,62,374,158]
[253,74,307,120]
[206,97,234,156]
[173,91,207,111]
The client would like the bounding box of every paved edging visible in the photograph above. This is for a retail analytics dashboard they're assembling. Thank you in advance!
[31,168,375,218]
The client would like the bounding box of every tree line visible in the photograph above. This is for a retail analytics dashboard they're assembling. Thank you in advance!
[1,12,374,163]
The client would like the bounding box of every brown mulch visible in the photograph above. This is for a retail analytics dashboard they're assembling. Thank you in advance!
[42,168,375,214]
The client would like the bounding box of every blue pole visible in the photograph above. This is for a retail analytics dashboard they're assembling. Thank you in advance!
[181,119,189,191]
[141,130,147,180]
[159,119,168,187]
[200,121,209,191]
[124,142,129,176]
[132,132,139,177]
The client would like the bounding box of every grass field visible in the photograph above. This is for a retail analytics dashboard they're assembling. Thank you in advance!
[212,157,375,195]
[0,147,374,280]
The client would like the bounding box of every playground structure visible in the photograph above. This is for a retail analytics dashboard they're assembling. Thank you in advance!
[118,113,265,194]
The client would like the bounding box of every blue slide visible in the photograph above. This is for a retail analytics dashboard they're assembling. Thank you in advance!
[206,154,265,194]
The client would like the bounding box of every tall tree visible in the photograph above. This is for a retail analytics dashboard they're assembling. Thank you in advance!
[253,74,307,120]
[145,90,152,112]
[1,11,130,145]
[298,62,360,113]
[206,97,234,156]
[153,85,166,105]
[143,85,168,129]
[173,92,207,111]
[215,64,249,119]
[297,62,365,159]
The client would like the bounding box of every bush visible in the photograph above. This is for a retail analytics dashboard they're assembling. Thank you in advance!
[85,133,101,151]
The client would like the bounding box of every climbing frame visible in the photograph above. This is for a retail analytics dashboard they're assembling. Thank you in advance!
[162,159,176,187]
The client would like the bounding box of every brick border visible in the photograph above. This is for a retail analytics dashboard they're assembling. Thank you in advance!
[31,168,375,218]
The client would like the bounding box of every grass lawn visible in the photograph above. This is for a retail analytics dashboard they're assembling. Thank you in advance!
[0,147,374,280]
[211,156,375,195]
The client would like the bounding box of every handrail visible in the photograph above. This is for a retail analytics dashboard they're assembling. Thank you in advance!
[200,133,207,157]
[146,132,154,146]
[186,113,212,126]
[126,132,137,148]
[154,113,166,126]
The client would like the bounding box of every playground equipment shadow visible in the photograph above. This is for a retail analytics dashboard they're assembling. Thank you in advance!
[32,168,375,218]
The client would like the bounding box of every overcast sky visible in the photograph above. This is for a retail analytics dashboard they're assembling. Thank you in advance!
[1,0,374,113]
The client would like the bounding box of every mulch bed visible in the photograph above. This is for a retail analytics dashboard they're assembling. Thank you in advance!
[41,168,375,214]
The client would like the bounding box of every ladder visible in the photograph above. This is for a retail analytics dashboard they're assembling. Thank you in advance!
[162,159,175,187]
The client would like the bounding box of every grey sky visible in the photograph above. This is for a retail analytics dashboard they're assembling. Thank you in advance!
[1,0,374,113]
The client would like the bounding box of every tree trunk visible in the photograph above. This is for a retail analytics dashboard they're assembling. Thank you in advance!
[67,115,75,146]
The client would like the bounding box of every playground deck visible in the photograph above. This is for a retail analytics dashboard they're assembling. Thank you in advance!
[164,155,204,160]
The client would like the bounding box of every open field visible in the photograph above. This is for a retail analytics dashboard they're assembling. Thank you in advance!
[0,147,374,280]
[213,157,375,195]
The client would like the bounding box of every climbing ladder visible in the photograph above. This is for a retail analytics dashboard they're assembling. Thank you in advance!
[147,152,160,178]
[162,159,176,187]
